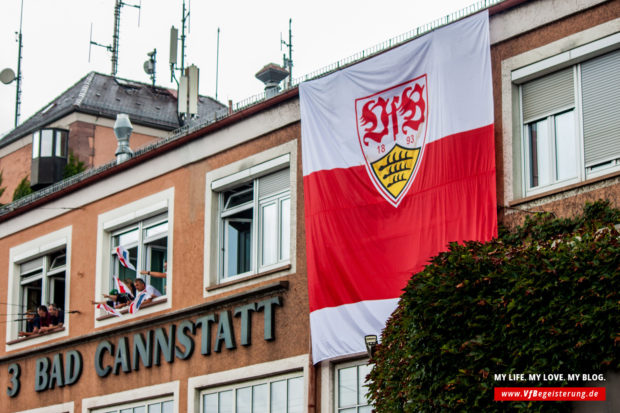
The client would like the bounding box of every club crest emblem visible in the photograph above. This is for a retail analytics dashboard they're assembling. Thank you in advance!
[355,75,428,207]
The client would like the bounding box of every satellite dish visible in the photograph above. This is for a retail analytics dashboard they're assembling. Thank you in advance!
[0,68,16,85]
[143,60,154,75]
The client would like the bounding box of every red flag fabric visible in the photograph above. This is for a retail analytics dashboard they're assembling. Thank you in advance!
[300,11,496,363]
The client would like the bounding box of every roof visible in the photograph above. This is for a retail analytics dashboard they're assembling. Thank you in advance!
[0,72,227,148]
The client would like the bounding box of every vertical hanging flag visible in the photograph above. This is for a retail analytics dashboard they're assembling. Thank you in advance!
[115,245,136,271]
[300,11,496,363]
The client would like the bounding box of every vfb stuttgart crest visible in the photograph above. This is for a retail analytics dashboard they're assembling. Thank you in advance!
[355,75,428,207]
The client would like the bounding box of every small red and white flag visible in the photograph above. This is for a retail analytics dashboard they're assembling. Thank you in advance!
[128,291,149,315]
[115,245,136,271]
[114,277,134,298]
[96,303,121,317]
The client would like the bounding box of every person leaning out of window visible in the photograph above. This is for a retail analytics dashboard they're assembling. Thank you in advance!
[39,303,64,333]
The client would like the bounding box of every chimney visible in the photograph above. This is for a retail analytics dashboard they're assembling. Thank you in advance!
[255,63,289,99]
[114,114,134,164]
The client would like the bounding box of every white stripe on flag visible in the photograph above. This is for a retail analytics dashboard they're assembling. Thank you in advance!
[310,299,399,364]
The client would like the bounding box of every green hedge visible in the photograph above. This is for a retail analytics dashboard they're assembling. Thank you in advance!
[368,201,620,412]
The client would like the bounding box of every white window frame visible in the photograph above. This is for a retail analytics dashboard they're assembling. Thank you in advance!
[519,69,583,196]
[319,357,373,413]
[504,28,620,201]
[334,360,373,413]
[95,188,174,328]
[109,212,169,299]
[200,371,304,413]
[188,354,309,413]
[6,226,72,351]
[82,381,179,413]
[204,141,297,295]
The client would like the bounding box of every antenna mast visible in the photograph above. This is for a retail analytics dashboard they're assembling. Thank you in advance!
[215,27,220,100]
[90,0,141,76]
[280,18,293,88]
[169,0,191,84]
[14,0,24,126]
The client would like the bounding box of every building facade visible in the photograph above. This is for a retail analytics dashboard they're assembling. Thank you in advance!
[0,0,618,412]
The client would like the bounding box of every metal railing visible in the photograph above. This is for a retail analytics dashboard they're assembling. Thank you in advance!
[0,0,504,217]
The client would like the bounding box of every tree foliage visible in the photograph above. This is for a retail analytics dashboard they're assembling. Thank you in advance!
[368,200,620,412]
[12,176,33,201]
[63,151,86,178]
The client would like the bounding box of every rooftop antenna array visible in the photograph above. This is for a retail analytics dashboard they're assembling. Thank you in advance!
[89,0,142,76]
[169,0,198,125]
[169,0,191,84]
[280,18,293,88]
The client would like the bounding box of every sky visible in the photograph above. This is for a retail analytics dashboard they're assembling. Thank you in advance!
[0,0,477,136]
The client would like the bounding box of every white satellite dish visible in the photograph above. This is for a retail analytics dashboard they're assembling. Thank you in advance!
[0,68,16,85]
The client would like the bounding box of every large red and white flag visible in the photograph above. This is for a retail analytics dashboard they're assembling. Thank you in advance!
[300,12,496,363]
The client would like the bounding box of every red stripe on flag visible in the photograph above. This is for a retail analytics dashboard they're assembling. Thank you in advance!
[304,124,496,311]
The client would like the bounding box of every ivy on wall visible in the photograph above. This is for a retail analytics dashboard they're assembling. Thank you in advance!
[368,201,620,412]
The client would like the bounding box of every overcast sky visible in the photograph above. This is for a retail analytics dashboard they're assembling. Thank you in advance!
[0,0,476,136]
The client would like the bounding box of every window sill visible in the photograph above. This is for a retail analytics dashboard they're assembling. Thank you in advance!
[510,169,620,207]
[96,297,168,321]
[206,264,292,292]
[7,327,66,346]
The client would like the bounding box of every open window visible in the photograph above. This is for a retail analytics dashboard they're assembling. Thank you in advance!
[219,168,290,280]
[110,213,168,296]
[6,226,71,347]
[95,188,174,326]
[205,142,297,292]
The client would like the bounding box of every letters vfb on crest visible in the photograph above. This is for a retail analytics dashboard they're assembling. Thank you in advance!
[355,75,428,206]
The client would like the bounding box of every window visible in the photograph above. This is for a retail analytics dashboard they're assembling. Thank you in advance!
[517,46,620,196]
[6,226,71,347]
[95,188,174,326]
[110,213,168,296]
[90,397,173,413]
[336,363,373,413]
[204,142,297,292]
[201,374,303,413]
[19,249,66,332]
[219,168,290,280]
[32,128,67,159]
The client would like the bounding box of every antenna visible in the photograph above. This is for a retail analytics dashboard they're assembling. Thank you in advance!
[180,0,190,72]
[169,1,191,84]
[280,18,293,88]
[215,27,220,101]
[89,0,141,76]
[14,0,25,127]
[169,26,178,83]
